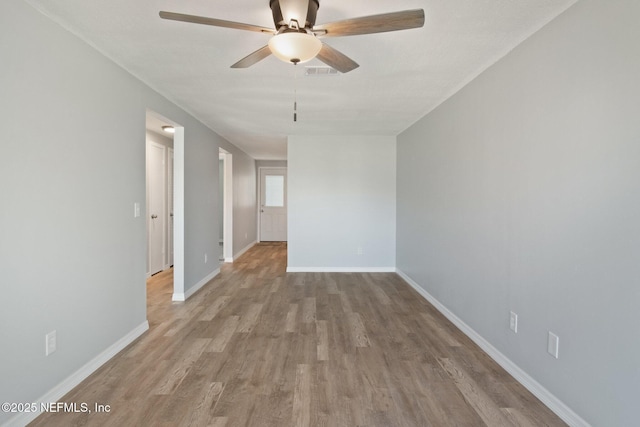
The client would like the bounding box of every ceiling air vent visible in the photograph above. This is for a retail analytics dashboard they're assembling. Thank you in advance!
[304,66,338,76]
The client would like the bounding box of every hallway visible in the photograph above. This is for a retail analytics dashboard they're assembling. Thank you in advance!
[30,243,564,426]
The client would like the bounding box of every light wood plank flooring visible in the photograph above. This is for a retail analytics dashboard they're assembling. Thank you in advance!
[30,243,565,426]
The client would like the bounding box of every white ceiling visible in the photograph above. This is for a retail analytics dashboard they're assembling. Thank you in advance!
[26,0,577,160]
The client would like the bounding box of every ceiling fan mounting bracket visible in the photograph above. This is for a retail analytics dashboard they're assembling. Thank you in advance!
[270,0,320,28]
[288,19,300,30]
[276,26,313,36]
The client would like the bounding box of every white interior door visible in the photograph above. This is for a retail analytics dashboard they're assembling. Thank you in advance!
[147,141,166,275]
[260,168,287,242]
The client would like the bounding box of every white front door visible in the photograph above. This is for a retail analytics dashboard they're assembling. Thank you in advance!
[260,168,287,242]
[147,141,165,275]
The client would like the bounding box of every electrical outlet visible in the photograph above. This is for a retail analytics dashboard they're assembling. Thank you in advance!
[357,246,363,255]
[133,202,141,218]
[509,311,518,333]
[46,330,57,356]
[548,331,559,359]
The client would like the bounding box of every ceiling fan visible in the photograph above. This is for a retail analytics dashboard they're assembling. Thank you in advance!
[159,0,425,73]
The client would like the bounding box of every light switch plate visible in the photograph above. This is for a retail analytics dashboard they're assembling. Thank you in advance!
[46,330,57,356]
[548,331,559,358]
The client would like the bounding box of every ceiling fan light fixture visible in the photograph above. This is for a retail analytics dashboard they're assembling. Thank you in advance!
[268,32,322,64]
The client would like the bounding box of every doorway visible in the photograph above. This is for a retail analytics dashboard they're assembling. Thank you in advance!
[259,167,287,242]
[146,110,184,301]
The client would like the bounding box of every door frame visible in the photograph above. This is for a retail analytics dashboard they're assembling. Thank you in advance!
[220,148,233,262]
[166,147,174,269]
[172,126,185,301]
[257,166,287,242]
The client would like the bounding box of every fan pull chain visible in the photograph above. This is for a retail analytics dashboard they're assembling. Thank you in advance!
[293,62,298,122]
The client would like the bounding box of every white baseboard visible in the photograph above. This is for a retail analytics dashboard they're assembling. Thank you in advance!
[223,257,233,263]
[172,268,220,302]
[286,266,397,273]
[2,321,149,427]
[231,241,256,262]
[395,269,590,427]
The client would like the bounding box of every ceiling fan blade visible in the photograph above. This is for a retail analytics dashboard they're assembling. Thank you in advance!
[159,11,275,34]
[314,9,425,37]
[231,45,273,69]
[316,43,359,73]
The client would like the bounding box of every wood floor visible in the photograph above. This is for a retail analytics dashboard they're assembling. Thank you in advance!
[30,243,565,426]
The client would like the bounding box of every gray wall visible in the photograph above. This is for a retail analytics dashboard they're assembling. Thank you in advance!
[396,0,640,425]
[0,2,255,423]
[288,136,396,270]
[225,144,258,257]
